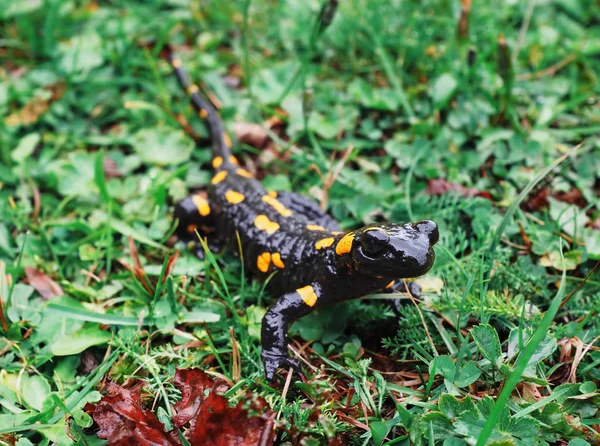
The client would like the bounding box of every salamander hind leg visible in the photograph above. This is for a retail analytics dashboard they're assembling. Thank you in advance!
[271,191,341,232]
[261,283,324,381]
[174,193,222,259]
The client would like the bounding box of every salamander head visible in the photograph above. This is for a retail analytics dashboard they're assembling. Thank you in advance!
[339,220,438,278]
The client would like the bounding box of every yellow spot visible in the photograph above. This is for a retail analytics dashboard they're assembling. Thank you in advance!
[229,155,239,165]
[315,237,335,250]
[225,190,245,204]
[171,59,182,68]
[336,232,354,255]
[211,170,228,184]
[332,231,344,235]
[223,132,232,148]
[187,224,198,233]
[191,195,210,217]
[199,109,208,119]
[272,253,285,269]
[236,168,253,178]
[254,215,280,235]
[257,252,271,273]
[297,285,318,307]
[187,84,199,94]
[386,281,395,289]
[212,156,223,168]
[268,191,278,198]
[262,195,293,217]
[307,224,326,231]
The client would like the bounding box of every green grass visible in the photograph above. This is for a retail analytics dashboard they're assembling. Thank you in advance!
[1,0,600,444]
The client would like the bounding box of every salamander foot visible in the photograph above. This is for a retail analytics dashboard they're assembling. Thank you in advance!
[262,351,303,382]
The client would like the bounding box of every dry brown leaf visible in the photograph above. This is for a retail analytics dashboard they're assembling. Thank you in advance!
[24,268,64,300]
[233,122,269,149]
[5,83,66,126]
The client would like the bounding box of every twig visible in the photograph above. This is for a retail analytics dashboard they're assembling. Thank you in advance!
[288,344,319,373]
[277,367,294,420]
[404,279,438,356]
[516,54,576,81]
[568,336,600,383]
[560,261,600,308]
[229,327,241,382]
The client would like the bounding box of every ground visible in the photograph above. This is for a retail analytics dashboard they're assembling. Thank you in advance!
[0,0,599,445]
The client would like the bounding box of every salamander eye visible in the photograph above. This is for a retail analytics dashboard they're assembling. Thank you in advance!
[360,228,390,257]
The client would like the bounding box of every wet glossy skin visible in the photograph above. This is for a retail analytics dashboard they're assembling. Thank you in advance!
[169,54,439,381]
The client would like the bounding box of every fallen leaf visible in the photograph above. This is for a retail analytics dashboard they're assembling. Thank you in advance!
[104,157,122,179]
[233,122,270,149]
[84,381,182,446]
[427,179,492,200]
[521,187,550,212]
[539,250,582,271]
[24,268,64,300]
[86,368,275,446]
[171,368,222,428]
[554,188,587,207]
[172,368,275,446]
[184,391,276,446]
[4,83,66,126]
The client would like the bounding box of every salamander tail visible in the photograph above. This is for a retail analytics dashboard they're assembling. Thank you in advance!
[167,50,233,163]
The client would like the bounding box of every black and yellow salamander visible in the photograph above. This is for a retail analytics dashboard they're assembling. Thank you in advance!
[168,53,439,381]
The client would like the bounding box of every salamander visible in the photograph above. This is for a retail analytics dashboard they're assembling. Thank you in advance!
[168,54,439,381]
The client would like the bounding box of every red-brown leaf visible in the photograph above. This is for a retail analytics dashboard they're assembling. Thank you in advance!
[427,179,492,200]
[86,369,275,446]
[184,391,276,446]
[24,268,64,300]
[171,368,220,428]
[85,381,182,446]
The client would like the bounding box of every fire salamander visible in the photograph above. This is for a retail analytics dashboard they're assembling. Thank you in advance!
[168,54,439,381]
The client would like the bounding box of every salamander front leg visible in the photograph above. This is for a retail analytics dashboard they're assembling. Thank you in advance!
[261,283,323,381]
[385,280,421,316]
[174,193,222,259]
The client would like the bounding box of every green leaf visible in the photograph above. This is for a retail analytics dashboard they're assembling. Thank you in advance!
[568,440,591,446]
[370,420,390,446]
[455,361,481,388]
[521,334,557,378]
[443,439,467,446]
[50,325,112,356]
[21,375,51,412]
[46,303,146,326]
[58,31,104,74]
[471,324,502,365]
[431,355,456,381]
[431,73,458,108]
[12,133,40,162]
[131,128,195,166]
[583,229,600,260]
[439,394,461,419]
[180,311,221,323]
[420,412,454,440]
[251,63,296,104]
[579,381,597,394]
[105,214,167,250]
[348,78,398,111]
